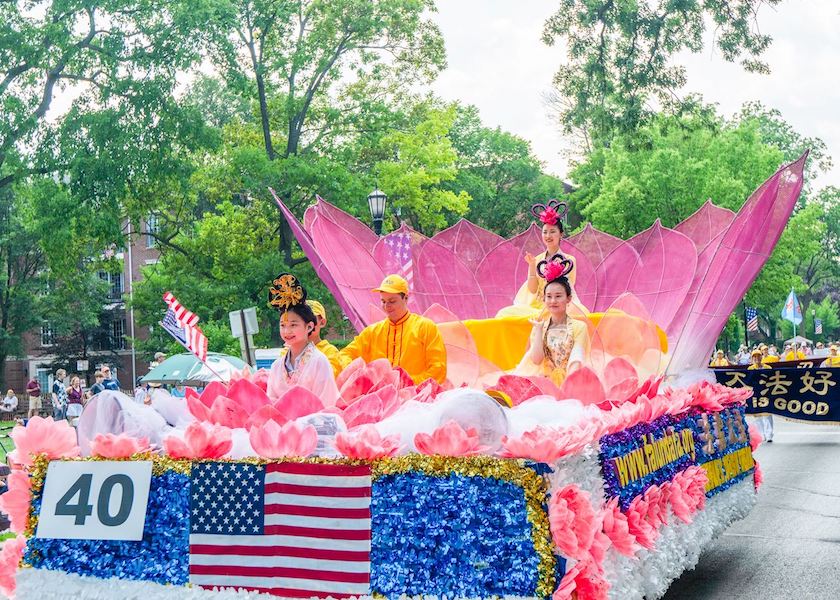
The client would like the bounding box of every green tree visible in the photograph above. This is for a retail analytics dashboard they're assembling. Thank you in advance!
[375,107,470,234]
[542,0,781,141]
[446,105,570,237]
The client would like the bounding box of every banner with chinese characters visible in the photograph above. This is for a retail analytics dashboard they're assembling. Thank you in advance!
[714,367,840,423]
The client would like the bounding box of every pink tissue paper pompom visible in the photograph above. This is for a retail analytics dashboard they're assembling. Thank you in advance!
[0,534,25,597]
[0,471,32,534]
[8,416,80,468]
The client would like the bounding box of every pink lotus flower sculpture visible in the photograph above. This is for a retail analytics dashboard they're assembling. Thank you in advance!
[335,425,402,459]
[414,420,488,456]
[249,420,318,459]
[8,416,80,468]
[272,152,806,372]
[164,422,233,459]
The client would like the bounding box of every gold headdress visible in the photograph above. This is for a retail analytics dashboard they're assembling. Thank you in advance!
[268,273,307,310]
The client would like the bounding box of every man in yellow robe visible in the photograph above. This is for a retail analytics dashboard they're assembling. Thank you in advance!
[710,350,730,367]
[339,275,447,384]
[306,300,343,377]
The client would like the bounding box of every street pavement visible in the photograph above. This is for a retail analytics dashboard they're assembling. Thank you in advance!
[663,418,840,599]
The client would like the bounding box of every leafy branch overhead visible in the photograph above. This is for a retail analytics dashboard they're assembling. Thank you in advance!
[543,0,782,140]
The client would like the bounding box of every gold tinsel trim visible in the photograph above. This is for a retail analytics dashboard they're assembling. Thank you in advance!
[372,455,556,597]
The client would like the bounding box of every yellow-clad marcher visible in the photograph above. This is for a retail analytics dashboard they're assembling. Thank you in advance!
[821,345,840,367]
[339,275,447,384]
[306,300,343,377]
[782,344,806,361]
[748,349,770,370]
[760,344,779,365]
[710,349,730,367]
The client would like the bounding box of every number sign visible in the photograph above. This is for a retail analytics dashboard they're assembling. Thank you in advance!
[36,461,152,541]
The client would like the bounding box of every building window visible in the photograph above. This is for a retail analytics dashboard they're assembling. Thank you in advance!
[112,317,127,350]
[146,215,158,248]
[98,270,124,301]
[40,324,55,347]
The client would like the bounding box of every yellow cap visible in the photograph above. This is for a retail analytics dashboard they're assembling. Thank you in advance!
[373,274,409,295]
[751,349,763,357]
[306,300,326,319]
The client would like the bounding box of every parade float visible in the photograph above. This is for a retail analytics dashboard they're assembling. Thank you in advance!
[0,153,807,599]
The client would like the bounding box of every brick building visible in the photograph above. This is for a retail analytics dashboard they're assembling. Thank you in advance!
[4,220,160,396]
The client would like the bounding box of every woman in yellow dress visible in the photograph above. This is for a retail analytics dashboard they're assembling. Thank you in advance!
[710,350,730,367]
[521,253,589,387]
[497,200,576,317]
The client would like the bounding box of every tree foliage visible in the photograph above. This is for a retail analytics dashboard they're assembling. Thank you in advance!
[543,0,782,142]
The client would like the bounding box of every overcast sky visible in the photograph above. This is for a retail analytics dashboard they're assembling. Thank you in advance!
[428,0,840,190]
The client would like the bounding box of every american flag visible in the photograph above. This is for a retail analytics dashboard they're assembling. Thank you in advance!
[816,318,823,334]
[161,306,208,362]
[746,306,759,332]
[384,231,413,286]
[189,462,372,598]
[163,291,199,326]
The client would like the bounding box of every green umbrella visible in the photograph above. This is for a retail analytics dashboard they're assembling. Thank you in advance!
[140,353,247,386]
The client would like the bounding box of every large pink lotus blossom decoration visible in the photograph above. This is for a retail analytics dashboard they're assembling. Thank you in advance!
[8,416,80,467]
[335,426,402,459]
[272,153,806,372]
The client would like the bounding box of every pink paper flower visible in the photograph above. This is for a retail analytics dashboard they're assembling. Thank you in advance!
[548,484,598,561]
[249,419,318,459]
[8,416,80,467]
[163,422,233,459]
[553,559,609,600]
[0,534,25,597]
[601,497,638,557]
[625,496,658,549]
[0,471,32,534]
[335,426,402,459]
[90,433,150,458]
[414,420,488,456]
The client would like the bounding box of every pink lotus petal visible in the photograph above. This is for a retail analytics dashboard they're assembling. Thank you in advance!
[273,386,326,421]
[208,395,250,429]
[0,471,31,534]
[414,420,488,456]
[557,367,606,405]
[198,381,228,408]
[185,387,201,401]
[249,419,317,459]
[500,426,574,462]
[246,405,288,430]
[336,357,366,390]
[335,426,402,459]
[90,433,150,458]
[163,422,232,459]
[603,357,638,390]
[748,423,763,451]
[487,374,543,406]
[754,460,763,490]
[0,534,25,597]
[227,378,271,414]
[8,416,80,467]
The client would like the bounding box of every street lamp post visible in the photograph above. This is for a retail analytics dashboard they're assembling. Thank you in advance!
[367,188,387,235]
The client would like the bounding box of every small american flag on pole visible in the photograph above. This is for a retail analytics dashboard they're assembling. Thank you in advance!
[746,306,759,332]
[189,462,372,598]
[816,318,823,335]
[160,293,208,362]
[163,291,200,326]
[384,231,414,287]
